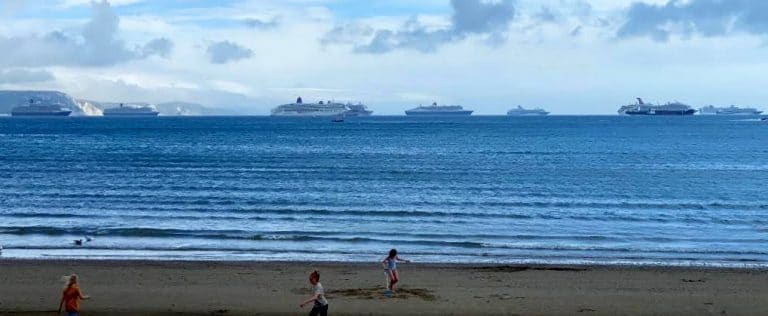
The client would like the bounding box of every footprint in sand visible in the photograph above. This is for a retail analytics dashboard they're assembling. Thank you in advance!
[329,287,437,301]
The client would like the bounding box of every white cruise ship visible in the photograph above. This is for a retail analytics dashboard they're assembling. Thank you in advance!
[271,97,354,117]
[618,98,696,116]
[103,103,160,117]
[507,106,550,116]
[405,102,473,116]
[345,103,373,116]
[699,105,762,116]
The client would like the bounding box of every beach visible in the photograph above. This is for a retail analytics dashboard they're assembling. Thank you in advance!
[1,260,767,315]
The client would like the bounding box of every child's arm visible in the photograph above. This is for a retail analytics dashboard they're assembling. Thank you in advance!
[77,288,90,300]
[299,294,319,308]
[396,256,411,263]
[58,295,64,313]
[381,257,389,269]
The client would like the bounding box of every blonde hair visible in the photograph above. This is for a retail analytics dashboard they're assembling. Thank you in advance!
[62,274,78,289]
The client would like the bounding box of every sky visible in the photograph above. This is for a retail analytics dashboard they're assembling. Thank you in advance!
[1,0,767,115]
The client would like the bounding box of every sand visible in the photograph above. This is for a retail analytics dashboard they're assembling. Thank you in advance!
[1,260,767,315]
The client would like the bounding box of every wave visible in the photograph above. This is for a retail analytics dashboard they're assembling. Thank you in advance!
[3,191,766,212]
[4,242,768,258]
[4,206,768,228]
[3,226,768,256]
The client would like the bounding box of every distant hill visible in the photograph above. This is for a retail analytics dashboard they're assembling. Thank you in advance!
[0,90,92,115]
[1,90,214,116]
[79,100,212,116]
[155,102,214,116]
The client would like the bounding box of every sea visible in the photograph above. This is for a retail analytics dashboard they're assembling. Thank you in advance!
[1,116,767,267]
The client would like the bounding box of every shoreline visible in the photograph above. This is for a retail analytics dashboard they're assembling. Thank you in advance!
[3,257,768,270]
[3,256,768,270]
[2,259,768,315]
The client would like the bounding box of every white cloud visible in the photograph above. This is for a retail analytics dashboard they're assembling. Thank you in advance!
[0,0,767,115]
[0,69,55,84]
[0,0,171,67]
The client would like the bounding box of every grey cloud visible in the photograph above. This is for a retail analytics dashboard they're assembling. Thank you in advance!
[533,7,558,23]
[141,38,173,58]
[336,0,516,54]
[617,0,768,42]
[0,0,172,67]
[320,23,374,46]
[244,18,279,29]
[451,0,516,34]
[207,41,254,64]
[0,69,55,84]
[571,0,593,18]
[570,25,583,37]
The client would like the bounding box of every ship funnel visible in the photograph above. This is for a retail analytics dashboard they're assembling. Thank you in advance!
[637,98,644,105]
[296,97,303,104]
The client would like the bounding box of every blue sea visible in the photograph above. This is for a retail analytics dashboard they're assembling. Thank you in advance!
[1,116,767,267]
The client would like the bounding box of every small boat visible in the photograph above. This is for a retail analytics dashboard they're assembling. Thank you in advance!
[332,114,345,123]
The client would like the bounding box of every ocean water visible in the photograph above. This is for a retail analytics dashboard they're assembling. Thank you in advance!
[1,116,767,267]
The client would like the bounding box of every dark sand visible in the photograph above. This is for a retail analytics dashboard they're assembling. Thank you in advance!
[1,260,767,315]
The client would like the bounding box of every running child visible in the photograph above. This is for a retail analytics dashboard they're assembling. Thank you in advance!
[300,270,329,316]
[382,248,410,293]
[58,274,90,316]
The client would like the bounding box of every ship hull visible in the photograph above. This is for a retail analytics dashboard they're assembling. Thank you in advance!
[271,111,347,117]
[405,111,473,116]
[507,113,549,116]
[344,111,373,117]
[103,112,160,117]
[625,110,696,116]
[11,111,72,117]
[715,112,763,116]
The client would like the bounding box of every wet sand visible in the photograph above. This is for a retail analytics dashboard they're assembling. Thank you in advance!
[1,260,767,315]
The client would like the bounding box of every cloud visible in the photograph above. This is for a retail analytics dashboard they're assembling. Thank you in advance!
[330,0,516,54]
[244,18,279,29]
[207,41,254,64]
[451,0,516,34]
[617,0,768,42]
[141,38,173,58]
[320,23,374,46]
[0,0,172,67]
[533,6,558,23]
[0,69,55,84]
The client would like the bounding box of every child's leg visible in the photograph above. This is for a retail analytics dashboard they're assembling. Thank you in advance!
[386,270,397,290]
[391,270,400,291]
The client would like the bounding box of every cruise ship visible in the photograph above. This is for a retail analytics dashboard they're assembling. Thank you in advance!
[405,102,473,116]
[699,105,763,116]
[618,98,696,116]
[11,99,72,117]
[271,97,350,117]
[507,106,550,116]
[103,103,160,117]
[345,103,373,117]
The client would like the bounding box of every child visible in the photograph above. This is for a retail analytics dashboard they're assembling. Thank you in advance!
[299,270,329,316]
[382,248,410,294]
[58,274,90,316]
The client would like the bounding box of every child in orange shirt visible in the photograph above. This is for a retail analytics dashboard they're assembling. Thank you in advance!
[58,274,90,316]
